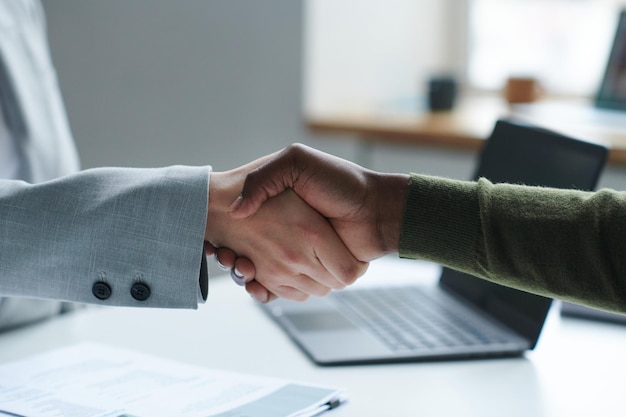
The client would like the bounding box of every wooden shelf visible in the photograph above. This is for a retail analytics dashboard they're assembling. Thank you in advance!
[306,95,626,165]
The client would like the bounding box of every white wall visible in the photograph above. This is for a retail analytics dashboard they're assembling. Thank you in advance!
[43,0,311,172]
[304,0,468,113]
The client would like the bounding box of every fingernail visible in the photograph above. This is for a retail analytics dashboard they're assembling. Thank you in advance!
[251,292,268,303]
[229,195,243,212]
[214,255,229,271]
[230,268,246,286]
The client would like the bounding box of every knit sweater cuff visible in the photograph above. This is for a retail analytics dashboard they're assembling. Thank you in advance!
[399,174,481,269]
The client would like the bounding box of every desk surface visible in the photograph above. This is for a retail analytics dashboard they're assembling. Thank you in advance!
[307,95,626,165]
[1,258,626,417]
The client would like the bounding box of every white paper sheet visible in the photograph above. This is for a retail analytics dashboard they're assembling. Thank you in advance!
[0,343,344,417]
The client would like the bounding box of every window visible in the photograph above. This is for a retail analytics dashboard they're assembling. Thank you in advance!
[467,0,626,96]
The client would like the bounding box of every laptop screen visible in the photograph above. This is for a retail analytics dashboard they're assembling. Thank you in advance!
[440,119,608,347]
[596,9,626,110]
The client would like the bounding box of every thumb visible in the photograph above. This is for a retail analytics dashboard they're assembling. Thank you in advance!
[228,190,267,219]
[229,156,296,219]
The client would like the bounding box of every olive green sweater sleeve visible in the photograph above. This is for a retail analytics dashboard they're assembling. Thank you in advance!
[399,174,626,313]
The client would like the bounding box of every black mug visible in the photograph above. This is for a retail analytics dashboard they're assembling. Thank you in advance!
[427,76,457,111]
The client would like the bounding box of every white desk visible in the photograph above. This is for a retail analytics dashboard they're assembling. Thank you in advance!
[1,258,626,416]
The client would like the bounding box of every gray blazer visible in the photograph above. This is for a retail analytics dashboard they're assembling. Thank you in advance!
[0,1,208,328]
[0,166,210,308]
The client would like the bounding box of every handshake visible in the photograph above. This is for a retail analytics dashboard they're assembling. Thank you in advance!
[204,144,410,303]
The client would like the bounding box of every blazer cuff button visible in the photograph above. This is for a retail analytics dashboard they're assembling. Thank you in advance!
[92,281,112,300]
[131,282,151,301]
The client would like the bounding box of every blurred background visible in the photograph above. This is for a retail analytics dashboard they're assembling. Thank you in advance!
[42,0,626,188]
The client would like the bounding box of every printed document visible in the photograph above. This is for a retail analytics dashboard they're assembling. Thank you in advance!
[0,343,344,417]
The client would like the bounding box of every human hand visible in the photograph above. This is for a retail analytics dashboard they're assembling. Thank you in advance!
[229,143,410,262]
[204,242,255,286]
[206,159,368,303]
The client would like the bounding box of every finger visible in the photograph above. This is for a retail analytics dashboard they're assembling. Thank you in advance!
[249,273,316,301]
[230,149,297,219]
[204,241,217,256]
[270,284,311,302]
[233,257,256,282]
[245,282,279,304]
[255,268,331,301]
[306,219,370,287]
[246,280,273,303]
[276,274,332,298]
[292,251,348,291]
[214,247,236,270]
[215,257,229,271]
[265,292,278,303]
[230,268,247,286]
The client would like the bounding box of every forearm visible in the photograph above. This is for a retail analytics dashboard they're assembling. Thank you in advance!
[0,166,209,308]
[399,174,626,313]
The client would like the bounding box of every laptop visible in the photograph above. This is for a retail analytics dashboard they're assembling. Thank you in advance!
[513,9,626,128]
[560,301,626,324]
[595,9,626,112]
[260,119,608,366]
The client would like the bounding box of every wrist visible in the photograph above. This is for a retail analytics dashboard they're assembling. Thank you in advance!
[373,173,410,255]
[206,170,243,244]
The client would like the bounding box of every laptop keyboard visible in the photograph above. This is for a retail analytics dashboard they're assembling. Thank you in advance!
[330,286,510,352]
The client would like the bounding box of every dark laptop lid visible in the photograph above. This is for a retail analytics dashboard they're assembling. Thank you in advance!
[440,119,608,347]
[596,10,626,110]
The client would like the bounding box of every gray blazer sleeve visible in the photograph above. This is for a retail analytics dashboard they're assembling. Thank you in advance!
[0,165,210,309]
